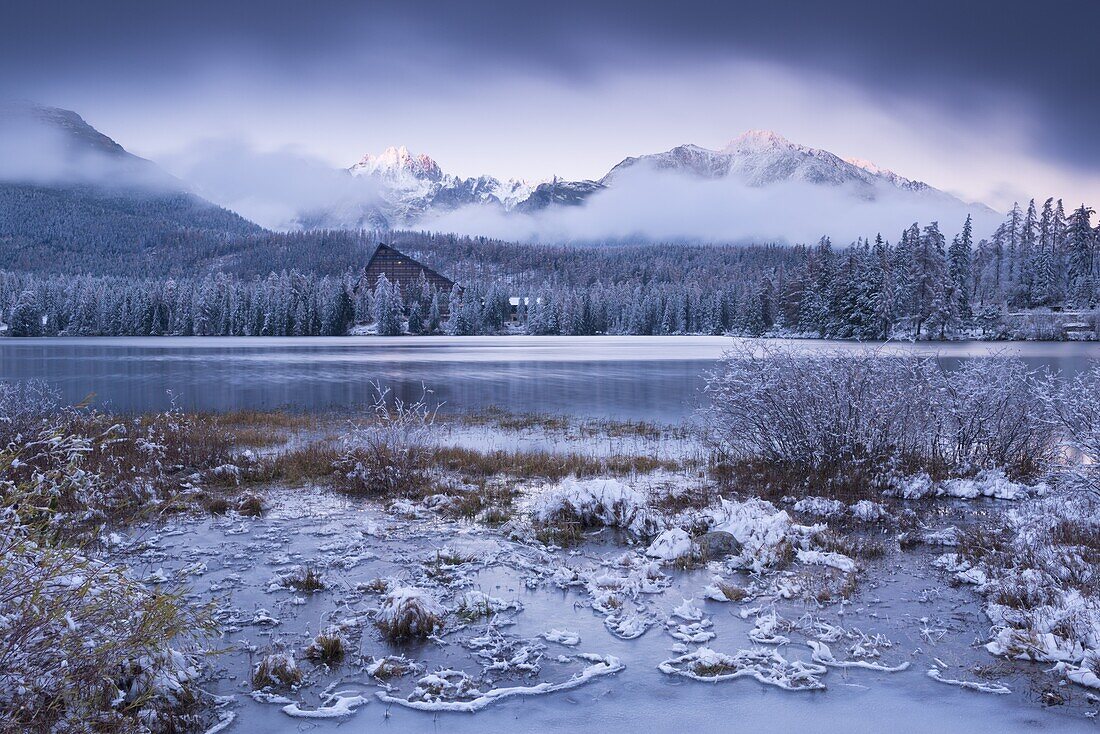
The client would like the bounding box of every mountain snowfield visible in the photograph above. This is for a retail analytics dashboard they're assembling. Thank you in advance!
[333,131,995,241]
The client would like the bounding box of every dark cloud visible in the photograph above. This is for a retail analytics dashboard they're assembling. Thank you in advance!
[2,1,1098,170]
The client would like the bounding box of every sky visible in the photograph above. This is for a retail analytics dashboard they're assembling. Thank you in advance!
[2,0,1099,211]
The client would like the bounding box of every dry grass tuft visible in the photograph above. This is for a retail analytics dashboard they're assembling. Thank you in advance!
[252,653,303,689]
[236,494,264,517]
[815,530,887,561]
[693,660,737,677]
[368,656,417,680]
[430,446,678,482]
[375,588,446,642]
[199,493,231,516]
[716,580,749,602]
[304,629,346,665]
[286,567,326,593]
[803,568,860,604]
[439,482,517,524]
[358,577,391,595]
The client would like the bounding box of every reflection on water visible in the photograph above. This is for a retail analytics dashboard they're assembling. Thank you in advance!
[0,336,1097,420]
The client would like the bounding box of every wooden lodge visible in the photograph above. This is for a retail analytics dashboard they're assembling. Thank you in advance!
[359,243,455,296]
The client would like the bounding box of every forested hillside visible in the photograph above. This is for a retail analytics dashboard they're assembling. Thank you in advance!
[0,183,263,276]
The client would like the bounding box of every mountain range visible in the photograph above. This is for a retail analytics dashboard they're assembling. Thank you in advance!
[318,129,990,230]
[0,102,995,274]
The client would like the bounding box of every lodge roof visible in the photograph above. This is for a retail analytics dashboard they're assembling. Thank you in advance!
[362,243,455,292]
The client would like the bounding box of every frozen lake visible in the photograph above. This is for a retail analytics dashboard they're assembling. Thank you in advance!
[115,488,1095,734]
[0,335,1098,419]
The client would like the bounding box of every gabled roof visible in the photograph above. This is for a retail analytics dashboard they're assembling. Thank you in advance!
[364,243,455,288]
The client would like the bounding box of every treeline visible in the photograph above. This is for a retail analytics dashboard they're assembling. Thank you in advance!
[778,198,1099,339]
[0,271,361,337]
[2,197,1097,338]
[437,199,1100,339]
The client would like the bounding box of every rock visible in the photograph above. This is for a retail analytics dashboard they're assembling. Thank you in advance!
[699,531,742,559]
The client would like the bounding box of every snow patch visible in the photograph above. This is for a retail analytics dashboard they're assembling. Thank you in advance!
[376,654,624,712]
[645,528,694,562]
[658,647,827,690]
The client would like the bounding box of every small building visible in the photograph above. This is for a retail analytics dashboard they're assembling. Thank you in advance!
[359,243,455,296]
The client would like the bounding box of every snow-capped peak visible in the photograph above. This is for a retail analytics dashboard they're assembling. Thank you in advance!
[351,146,442,182]
[844,157,890,177]
[724,129,797,153]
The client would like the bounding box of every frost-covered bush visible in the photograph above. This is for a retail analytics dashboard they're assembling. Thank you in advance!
[935,357,1056,478]
[645,528,694,562]
[0,379,61,445]
[1043,362,1100,496]
[0,503,211,731]
[701,345,1057,494]
[702,345,935,469]
[0,386,217,731]
[530,477,662,541]
[0,381,237,536]
[946,494,1100,684]
[705,496,815,572]
[375,587,446,641]
[334,383,438,496]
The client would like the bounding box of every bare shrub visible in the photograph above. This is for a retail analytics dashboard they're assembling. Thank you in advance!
[936,358,1056,479]
[0,386,220,730]
[334,383,437,496]
[701,344,934,468]
[0,380,62,445]
[700,345,1058,498]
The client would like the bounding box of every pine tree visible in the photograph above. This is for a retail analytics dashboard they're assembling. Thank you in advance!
[407,300,424,335]
[912,222,947,337]
[372,274,404,336]
[1067,204,1096,307]
[8,290,42,337]
[947,214,973,318]
[427,291,442,334]
[869,234,895,339]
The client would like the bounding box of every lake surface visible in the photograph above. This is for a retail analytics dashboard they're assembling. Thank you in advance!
[1,335,1097,420]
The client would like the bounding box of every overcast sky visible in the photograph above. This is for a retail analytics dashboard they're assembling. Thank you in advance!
[3,0,1099,210]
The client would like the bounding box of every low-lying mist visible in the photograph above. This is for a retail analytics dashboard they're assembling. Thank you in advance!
[421,165,1001,245]
[0,107,175,191]
[160,140,386,230]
